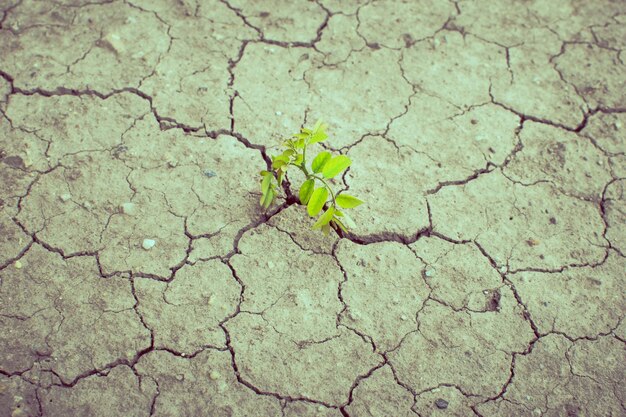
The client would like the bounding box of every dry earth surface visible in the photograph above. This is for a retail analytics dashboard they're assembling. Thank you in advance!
[0,0,625,416]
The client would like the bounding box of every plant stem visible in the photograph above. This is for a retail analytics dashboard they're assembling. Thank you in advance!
[291,163,309,177]
[290,143,335,207]
[289,165,336,207]
[311,175,336,207]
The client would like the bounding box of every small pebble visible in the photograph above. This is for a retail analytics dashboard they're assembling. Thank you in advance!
[83,201,92,209]
[120,202,136,215]
[435,398,448,409]
[203,170,217,178]
[499,266,507,273]
[614,120,622,130]
[103,32,125,53]
[267,261,274,268]
[400,314,408,321]
[424,268,435,277]
[275,111,282,116]
[142,239,156,250]
[14,260,22,269]
[59,193,72,202]
[209,370,221,380]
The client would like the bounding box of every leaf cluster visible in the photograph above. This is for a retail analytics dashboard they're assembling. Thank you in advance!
[259,120,364,235]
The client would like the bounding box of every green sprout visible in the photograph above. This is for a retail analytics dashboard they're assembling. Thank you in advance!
[259,120,364,235]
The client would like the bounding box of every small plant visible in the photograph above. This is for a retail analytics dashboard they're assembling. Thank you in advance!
[259,120,364,235]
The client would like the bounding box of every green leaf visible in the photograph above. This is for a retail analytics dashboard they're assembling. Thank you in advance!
[272,157,288,170]
[293,153,303,166]
[336,193,363,209]
[321,223,331,236]
[312,206,335,230]
[260,170,271,177]
[322,155,351,178]
[331,216,348,232]
[277,168,284,185]
[282,149,295,158]
[299,179,315,204]
[261,187,274,209]
[293,133,309,140]
[312,119,324,133]
[311,151,331,173]
[310,130,328,144]
[273,154,289,163]
[261,174,272,195]
[310,119,328,144]
[307,187,328,217]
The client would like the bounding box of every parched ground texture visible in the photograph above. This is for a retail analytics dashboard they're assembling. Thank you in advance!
[0,0,625,416]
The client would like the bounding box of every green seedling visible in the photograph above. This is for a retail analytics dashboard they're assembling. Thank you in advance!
[259,120,364,236]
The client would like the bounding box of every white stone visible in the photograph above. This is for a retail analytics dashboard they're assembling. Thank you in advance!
[103,32,125,53]
[209,370,221,380]
[59,193,72,202]
[142,239,156,250]
[424,268,435,277]
[121,202,136,215]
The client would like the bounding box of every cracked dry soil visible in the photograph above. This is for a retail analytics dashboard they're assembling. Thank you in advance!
[0,0,624,416]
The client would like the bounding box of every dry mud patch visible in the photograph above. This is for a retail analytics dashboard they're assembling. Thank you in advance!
[1,0,625,416]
